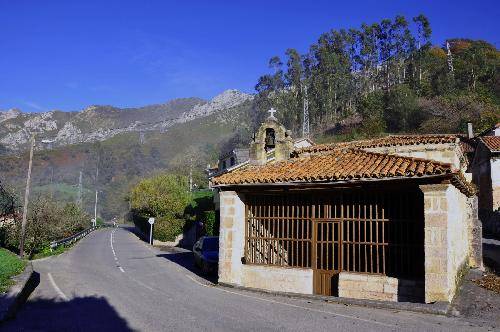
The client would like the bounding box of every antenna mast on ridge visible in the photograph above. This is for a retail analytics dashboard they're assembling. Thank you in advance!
[446,41,454,74]
[302,84,310,138]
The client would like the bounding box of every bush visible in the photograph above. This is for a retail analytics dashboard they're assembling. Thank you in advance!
[129,174,191,218]
[203,210,217,236]
[132,213,186,242]
[154,217,185,242]
[2,197,89,257]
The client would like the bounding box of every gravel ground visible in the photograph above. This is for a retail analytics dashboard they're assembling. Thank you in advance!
[450,269,500,328]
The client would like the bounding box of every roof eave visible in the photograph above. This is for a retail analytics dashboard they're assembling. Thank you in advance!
[213,173,452,188]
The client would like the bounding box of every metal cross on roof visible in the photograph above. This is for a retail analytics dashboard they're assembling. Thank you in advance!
[268,108,277,118]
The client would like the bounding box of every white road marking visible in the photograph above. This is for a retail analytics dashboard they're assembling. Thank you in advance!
[110,229,125,273]
[48,272,68,301]
[184,274,397,328]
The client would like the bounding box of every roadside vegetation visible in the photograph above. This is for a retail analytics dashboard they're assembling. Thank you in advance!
[129,173,216,243]
[0,186,91,259]
[0,247,26,293]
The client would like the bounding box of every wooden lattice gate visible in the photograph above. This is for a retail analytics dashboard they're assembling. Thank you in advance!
[244,187,424,296]
[313,219,341,296]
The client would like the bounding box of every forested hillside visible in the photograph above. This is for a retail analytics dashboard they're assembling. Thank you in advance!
[254,15,499,141]
[0,100,254,219]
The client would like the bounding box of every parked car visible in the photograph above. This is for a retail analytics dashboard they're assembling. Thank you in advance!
[193,236,219,274]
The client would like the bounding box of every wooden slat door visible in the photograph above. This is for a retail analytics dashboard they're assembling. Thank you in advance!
[313,220,341,296]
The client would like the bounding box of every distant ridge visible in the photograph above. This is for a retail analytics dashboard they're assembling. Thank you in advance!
[0,90,253,153]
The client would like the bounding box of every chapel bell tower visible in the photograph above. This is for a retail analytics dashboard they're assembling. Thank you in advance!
[249,108,293,165]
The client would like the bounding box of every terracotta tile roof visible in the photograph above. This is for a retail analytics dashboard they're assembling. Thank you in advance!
[482,136,500,152]
[293,134,459,156]
[212,149,454,186]
[460,140,476,153]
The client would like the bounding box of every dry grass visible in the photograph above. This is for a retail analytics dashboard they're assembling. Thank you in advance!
[473,273,500,294]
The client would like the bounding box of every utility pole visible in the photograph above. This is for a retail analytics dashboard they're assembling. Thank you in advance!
[77,170,83,208]
[446,41,454,74]
[302,84,310,138]
[19,134,35,258]
[50,167,54,200]
[189,157,193,192]
[94,154,99,225]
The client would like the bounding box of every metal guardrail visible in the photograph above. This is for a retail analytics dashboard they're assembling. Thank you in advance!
[50,226,98,249]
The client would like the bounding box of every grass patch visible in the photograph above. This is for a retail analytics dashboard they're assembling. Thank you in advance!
[30,244,68,260]
[0,248,26,294]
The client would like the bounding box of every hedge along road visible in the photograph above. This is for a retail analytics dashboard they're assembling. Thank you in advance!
[1,227,487,331]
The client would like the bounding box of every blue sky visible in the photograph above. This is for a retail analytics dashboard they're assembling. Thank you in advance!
[0,0,498,113]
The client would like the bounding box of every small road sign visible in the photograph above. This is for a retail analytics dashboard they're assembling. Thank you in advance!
[148,218,155,245]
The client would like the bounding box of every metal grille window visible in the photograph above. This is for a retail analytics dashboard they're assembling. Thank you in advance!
[244,188,424,279]
[245,195,312,268]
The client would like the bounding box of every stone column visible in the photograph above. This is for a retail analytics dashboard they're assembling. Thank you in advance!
[467,195,483,269]
[218,190,245,286]
[420,184,451,303]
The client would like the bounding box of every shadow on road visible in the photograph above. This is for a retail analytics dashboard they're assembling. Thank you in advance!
[121,224,218,284]
[1,296,133,331]
[156,252,218,284]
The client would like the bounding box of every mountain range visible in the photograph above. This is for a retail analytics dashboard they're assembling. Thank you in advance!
[0,89,253,153]
[0,90,254,219]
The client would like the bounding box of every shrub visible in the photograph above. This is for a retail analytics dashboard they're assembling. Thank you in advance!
[154,217,185,242]
[203,210,217,236]
[3,197,89,257]
[131,213,186,242]
[129,174,191,218]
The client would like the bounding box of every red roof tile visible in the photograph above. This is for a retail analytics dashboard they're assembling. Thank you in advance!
[482,136,500,152]
[293,134,460,156]
[213,149,454,185]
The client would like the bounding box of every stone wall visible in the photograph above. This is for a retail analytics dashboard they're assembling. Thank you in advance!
[420,184,473,303]
[467,196,483,269]
[338,272,424,302]
[446,185,470,294]
[492,158,500,211]
[218,190,245,285]
[367,143,463,170]
[241,265,313,294]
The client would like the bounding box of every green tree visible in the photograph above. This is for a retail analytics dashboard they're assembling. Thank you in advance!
[129,173,190,218]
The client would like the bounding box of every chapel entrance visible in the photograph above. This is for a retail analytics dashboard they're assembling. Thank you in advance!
[313,219,341,296]
[244,187,424,297]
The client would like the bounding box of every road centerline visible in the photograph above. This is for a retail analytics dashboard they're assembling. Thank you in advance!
[110,229,125,272]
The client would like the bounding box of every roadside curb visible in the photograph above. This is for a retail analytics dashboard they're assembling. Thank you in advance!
[0,263,40,323]
[217,282,450,316]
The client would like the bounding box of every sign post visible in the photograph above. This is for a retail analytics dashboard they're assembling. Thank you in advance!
[148,217,155,245]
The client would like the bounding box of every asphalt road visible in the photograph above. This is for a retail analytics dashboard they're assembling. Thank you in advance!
[1,227,492,331]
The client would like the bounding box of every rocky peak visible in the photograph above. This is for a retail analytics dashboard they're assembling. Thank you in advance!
[0,108,22,123]
[0,89,253,153]
[182,89,253,121]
